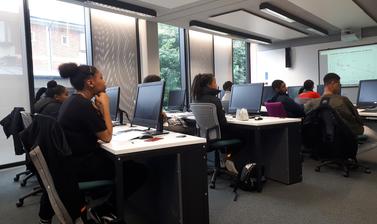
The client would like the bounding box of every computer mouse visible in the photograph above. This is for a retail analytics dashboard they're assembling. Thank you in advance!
[254,116,263,121]
[139,134,153,139]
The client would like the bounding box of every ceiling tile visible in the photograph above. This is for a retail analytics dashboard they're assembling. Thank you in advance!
[209,10,307,41]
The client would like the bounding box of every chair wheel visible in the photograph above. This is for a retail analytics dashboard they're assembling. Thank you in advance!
[14,177,19,182]
[364,169,371,174]
[315,167,320,172]
[343,172,349,177]
[16,200,23,207]
[209,183,215,189]
[20,181,26,187]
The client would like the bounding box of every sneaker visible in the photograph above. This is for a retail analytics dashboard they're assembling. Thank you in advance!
[225,159,238,174]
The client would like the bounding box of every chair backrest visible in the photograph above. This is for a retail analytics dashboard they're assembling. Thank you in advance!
[30,146,81,224]
[221,100,230,114]
[190,103,221,141]
[20,111,32,129]
[302,97,358,159]
[265,102,288,117]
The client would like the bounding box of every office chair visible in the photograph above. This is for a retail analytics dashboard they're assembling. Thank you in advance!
[302,97,371,177]
[264,102,288,117]
[190,103,241,189]
[22,115,114,223]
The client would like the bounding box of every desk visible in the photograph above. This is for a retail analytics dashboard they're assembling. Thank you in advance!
[167,112,303,188]
[226,116,302,189]
[101,126,208,224]
[358,109,377,120]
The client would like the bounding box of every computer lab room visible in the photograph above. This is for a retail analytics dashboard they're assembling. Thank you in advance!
[1,0,377,223]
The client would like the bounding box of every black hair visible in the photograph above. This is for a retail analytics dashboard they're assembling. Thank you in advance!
[58,62,98,91]
[223,81,233,91]
[44,80,66,98]
[35,87,47,102]
[271,79,284,92]
[191,73,215,100]
[143,74,161,83]
[323,73,340,86]
[298,79,314,94]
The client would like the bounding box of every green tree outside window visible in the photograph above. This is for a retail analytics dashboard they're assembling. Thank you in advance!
[233,40,248,84]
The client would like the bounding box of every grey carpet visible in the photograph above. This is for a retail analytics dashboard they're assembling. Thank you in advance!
[1,148,377,224]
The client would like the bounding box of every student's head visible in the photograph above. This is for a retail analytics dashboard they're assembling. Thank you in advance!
[45,80,69,103]
[143,74,161,83]
[191,73,217,100]
[323,73,341,95]
[303,80,314,91]
[271,79,287,94]
[58,63,106,96]
[223,81,233,91]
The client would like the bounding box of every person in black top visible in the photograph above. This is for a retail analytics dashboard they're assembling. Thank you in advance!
[34,80,69,119]
[269,79,305,118]
[191,73,227,129]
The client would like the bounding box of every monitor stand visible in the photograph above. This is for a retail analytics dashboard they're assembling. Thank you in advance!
[145,119,169,136]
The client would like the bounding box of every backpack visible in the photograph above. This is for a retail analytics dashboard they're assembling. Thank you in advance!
[233,163,265,201]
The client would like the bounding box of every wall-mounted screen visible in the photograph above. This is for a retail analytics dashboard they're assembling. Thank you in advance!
[319,43,377,86]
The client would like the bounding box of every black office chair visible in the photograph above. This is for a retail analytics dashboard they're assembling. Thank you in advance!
[302,97,371,177]
[190,103,241,189]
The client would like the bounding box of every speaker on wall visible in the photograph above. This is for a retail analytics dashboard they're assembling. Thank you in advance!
[285,47,292,68]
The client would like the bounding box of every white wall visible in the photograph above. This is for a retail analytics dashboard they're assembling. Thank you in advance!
[214,36,232,90]
[254,36,377,103]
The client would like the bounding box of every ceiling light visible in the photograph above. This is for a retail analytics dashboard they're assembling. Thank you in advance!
[189,20,271,44]
[83,0,156,18]
[260,2,328,36]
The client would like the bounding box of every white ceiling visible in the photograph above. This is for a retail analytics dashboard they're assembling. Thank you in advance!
[117,0,377,45]
[209,10,308,41]
[288,0,376,29]
[136,0,203,9]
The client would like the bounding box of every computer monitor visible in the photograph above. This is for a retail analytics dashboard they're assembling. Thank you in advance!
[357,79,377,108]
[229,83,264,114]
[106,86,120,121]
[133,81,165,134]
[168,89,185,111]
[262,86,275,105]
[288,86,301,99]
[317,84,324,96]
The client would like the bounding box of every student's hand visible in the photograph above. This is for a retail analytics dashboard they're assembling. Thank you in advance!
[95,92,110,112]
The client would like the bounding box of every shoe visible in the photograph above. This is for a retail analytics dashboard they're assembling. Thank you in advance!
[225,159,238,174]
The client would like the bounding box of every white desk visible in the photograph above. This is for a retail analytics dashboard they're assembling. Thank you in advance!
[226,115,301,126]
[358,109,377,119]
[100,125,208,224]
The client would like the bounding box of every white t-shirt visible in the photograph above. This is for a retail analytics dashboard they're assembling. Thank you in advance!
[222,91,231,101]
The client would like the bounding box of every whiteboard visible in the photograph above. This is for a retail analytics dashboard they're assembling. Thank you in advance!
[318,43,377,86]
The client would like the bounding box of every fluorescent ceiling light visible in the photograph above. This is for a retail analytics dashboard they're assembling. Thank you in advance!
[259,2,328,36]
[306,28,327,36]
[245,38,270,45]
[189,20,272,44]
[191,26,229,36]
[260,8,295,23]
[84,0,156,18]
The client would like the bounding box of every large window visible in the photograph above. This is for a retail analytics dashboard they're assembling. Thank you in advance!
[158,23,182,105]
[29,0,87,88]
[232,40,248,84]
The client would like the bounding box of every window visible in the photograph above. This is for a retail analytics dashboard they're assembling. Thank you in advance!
[61,35,68,45]
[232,40,248,84]
[31,31,36,42]
[158,23,182,106]
[29,0,87,83]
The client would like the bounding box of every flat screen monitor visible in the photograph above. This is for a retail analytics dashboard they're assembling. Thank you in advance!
[229,83,264,114]
[357,79,377,108]
[262,86,275,105]
[106,86,120,121]
[168,89,185,111]
[288,86,301,99]
[133,81,165,132]
[317,84,324,96]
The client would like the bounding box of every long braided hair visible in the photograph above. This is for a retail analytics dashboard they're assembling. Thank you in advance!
[191,73,215,100]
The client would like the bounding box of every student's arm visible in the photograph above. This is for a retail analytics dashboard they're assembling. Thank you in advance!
[282,96,305,117]
[95,92,113,143]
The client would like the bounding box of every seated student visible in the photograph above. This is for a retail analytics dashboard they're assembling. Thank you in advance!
[34,80,69,118]
[37,63,146,223]
[296,79,320,104]
[305,73,364,136]
[143,74,161,83]
[269,79,305,118]
[221,81,233,102]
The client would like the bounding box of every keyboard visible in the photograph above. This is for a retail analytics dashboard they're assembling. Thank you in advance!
[361,107,377,112]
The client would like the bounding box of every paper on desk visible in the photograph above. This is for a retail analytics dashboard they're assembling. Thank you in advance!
[112,130,143,141]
